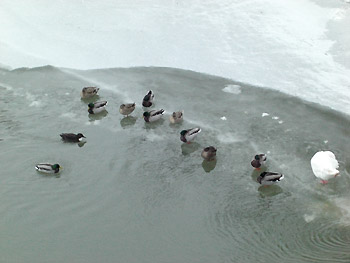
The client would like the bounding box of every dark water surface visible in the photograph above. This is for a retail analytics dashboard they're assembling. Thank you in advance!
[0,66,349,262]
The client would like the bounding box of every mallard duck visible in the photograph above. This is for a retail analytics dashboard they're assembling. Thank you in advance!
[142,90,154,107]
[201,146,217,161]
[119,103,136,116]
[88,101,107,114]
[257,172,284,185]
[311,151,339,184]
[251,154,267,169]
[143,109,164,122]
[60,133,86,142]
[180,128,201,143]
[169,110,184,124]
[35,163,61,174]
[81,86,99,98]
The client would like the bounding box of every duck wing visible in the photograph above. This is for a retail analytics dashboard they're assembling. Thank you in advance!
[150,109,164,117]
[84,87,99,95]
[94,101,108,108]
[124,103,135,109]
[35,163,54,172]
[257,172,284,184]
[143,91,154,102]
[184,128,201,142]
[264,172,284,182]
[259,154,267,162]
[187,128,201,136]
[60,133,79,142]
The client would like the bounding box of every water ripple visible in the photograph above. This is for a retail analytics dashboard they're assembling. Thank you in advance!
[291,220,350,262]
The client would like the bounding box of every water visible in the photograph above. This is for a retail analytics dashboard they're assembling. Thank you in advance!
[0,66,350,262]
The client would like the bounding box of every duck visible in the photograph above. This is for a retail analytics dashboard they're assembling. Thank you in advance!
[35,163,61,174]
[251,154,267,169]
[201,146,217,161]
[81,86,99,98]
[311,151,339,184]
[60,133,86,142]
[257,172,284,186]
[143,109,165,122]
[142,90,155,107]
[88,101,107,114]
[180,128,201,143]
[169,110,184,124]
[119,103,136,116]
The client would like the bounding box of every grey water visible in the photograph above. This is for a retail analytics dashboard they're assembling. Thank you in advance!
[0,66,350,263]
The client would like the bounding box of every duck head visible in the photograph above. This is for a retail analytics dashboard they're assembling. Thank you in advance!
[52,164,60,173]
[180,130,187,136]
[77,133,86,139]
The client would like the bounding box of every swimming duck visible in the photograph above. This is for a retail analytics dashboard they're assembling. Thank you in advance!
[201,146,217,161]
[60,133,86,142]
[119,103,136,116]
[143,109,165,122]
[81,86,99,98]
[311,151,339,184]
[169,110,184,124]
[142,90,155,107]
[251,154,267,169]
[180,128,201,143]
[88,101,107,114]
[35,163,61,174]
[257,172,284,186]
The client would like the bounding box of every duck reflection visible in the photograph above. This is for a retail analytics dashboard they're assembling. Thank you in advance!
[181,142,200,156]
[81,95,100,103]
[120,116,137,128]
[77,141,87,148]
[144,118,165,130]
[88,110,108,121]
[258,184,283,197]
[202,159,217,173]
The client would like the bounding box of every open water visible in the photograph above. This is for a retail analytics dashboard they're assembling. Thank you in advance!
[0,66,349,262]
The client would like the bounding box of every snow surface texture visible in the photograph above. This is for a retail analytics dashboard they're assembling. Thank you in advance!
[0,0,350,115]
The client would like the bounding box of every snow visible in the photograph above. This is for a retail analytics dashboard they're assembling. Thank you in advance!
[222,85,241,95]
[0,0,350,115]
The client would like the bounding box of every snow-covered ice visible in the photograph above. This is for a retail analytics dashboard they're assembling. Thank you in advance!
[0,0,349,115]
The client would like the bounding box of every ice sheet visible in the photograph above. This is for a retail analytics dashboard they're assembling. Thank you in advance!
[0,0,349,114]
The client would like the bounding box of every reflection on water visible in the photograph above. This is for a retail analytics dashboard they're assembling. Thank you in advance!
[258,184,283,197]
[181,142,200,155]
[143,118,165,129]
[77,141,86,148]
[60,138,87,148]
[120,116,137,128]
[80,95,100,103]
[36,172,61,179]
[88,110,108,121]
[202,159,217,173]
